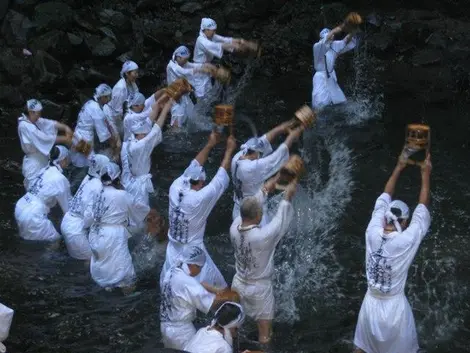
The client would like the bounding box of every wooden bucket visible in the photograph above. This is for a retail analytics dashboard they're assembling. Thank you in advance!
[73,139,92,156]
[275,154,305,190]
[241,40,262,58]
[403,124,431,167]
[214,104,234,126]
[293,105,316,128]
[164,78,192,102]
[343,12,363,33]
[214,66,231,84]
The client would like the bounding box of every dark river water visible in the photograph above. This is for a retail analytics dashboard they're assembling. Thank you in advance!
[0,59,469,353]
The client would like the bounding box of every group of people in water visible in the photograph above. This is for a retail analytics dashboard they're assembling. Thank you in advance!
[0,13,433,353]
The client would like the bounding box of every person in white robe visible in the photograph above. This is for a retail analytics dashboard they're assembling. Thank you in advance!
[161,132,237,289]
[104,60,140,138]
[83,162,150,293]
[184,301,245,353]
[122,92,154,142]
[0,302,14,353]
[60,154,110,260]
[311,27,357,110]
[160,245,237,349]
[167,45,216,127]
[353,153,432,353]
[192,18,244,98]
[18,99,73,190]
[231,122,304,225]
[70,84,118,167]
[230,175,296,344]
[15,145,72,242]
[120,97,173,233]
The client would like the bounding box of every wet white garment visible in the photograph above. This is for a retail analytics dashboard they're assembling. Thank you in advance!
[160,266,216,349]
[105,78,139,136]
[0,302,14,343]
[71,100,112,167]
[122,95,155,141]
[231,135,289,225]
[161,160,230,288]
[312,36,357,109]
[193,32,232,98]
[83,186,150,288]
[17,114,58,189]
[230,190,294,320]
[60,175,103,259]
[121,124,162,207]
[184,326,232,353]
[166,60,202,126]
[354,193,431,353]
[15,165,71,241]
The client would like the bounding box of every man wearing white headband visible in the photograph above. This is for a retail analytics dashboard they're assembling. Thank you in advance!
[231,121,304,225]
[71,84,118,168]
[104,60,141,138]
[15,145,71,242]
[353,152,432,353]
[184,301,245,353]
[84,161,150,293]
[120,98,173,233]
[161,131,237,290]
[167,45,217,127]
[18,99,73,190]
[311,27,357,110]
[61,154,110,260]
[160,246,238,349]
[230,174,296,344]
[192,17,244,98]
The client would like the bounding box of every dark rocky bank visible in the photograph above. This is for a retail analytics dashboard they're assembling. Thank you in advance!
[1,0,470,123]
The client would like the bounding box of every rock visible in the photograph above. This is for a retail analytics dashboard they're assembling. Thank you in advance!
[411,49,443,66]
[98,26,117,41]
[228,20,256,31]
[0,47,32,78]
[0,0,10,22]
[0,84,24,106]
[1,10,32,46]
[425,31,448,49]
[40,99,67,121]
[366,12,382,27]
[91,37,116,57]
[32,50,63,84]
[99,9,130,30]
[73,13,96,32]
[179,2,202,14]
[29,30,71,55]
[366,31,395,52]
[83,32,101,52]
[67,32,83,46]
[34,2,74,30]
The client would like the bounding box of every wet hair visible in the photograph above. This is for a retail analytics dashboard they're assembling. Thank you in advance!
[189,179,200,186]
[215,303,242,327]
[49,146,60,166]
[240,196,262,220]
[101,173,120,187]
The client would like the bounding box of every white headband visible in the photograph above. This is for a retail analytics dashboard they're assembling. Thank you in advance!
[88,154,110,178]
[130,118,152,134]
[120,60,139,78]
[129,92,146,106]
[94,83,112,101]
[103,162,121,184]
[240,136,265,155]
[27,99,43,112]
[210,302,245,347]
[201,17,217,31]
[184,163,206,182]
[51,145,69,170]
[320,28,331,40]
[385,200,410,233]
[172,45,191,61]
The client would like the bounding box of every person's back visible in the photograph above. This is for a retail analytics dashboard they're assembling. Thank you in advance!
[184,327,231,353]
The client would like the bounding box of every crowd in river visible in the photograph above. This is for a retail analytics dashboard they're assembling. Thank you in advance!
[0,13,434,353]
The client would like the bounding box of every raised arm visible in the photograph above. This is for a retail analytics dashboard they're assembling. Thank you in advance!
[194,130,222,166]
[419,154,431,206]
[220,135,237,171]
[384,154,407,196]
[264,121,291,144]
[154,98,173,129]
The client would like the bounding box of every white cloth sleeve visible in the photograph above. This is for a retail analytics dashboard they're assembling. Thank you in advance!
[144,95,156,111]
[129,124,162,165]
[182,278,216,314]
[213,34,233,44]
[256,143,289,181]
[404,204,431,243]
[126,191,151,226]
[261,199,294,244]
[186,62,204,69]
[331,36,356,54]
[107,84,127,117]
[91,105,112,143]
[36,117,58,135]
[55,176,72,214]
[199,36,224,59]
[195,167,230,211]
[258,134,274,156]
[366,192,391,235]
[19,121,58,155]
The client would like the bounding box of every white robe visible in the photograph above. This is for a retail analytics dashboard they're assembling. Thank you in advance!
[161,160,230,288]
[184,326,232,353]
[122,95,155,142]
[193,32,232,98]
[160,266,216,349]
[71,100,112,167]
[312,36,356,109]
[60,175,103,260]
[166,60,202,126]
[15,165,71,241]
[104,78,139,137]
[84,186,150,288]
[354,193,431,353]
[230,190,294,320]
[17,115,58,189]
[231,135,289,225]
[0,302,14,344]
[121,124,162,208]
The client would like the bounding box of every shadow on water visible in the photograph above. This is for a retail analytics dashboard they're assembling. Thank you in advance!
[1,52,470,353]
